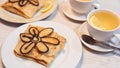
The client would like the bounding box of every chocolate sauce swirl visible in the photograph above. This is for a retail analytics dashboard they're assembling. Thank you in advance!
[9,0,39,7]
[20,27,60,54]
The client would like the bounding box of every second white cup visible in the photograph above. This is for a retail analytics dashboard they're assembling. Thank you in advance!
[69,0,100,14]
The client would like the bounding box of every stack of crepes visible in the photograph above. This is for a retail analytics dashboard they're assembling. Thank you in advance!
[2,0,53,18]
[14,25,66,67]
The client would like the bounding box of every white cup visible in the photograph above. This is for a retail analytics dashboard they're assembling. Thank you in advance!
[69,0,100,14]
[87,10,120,42]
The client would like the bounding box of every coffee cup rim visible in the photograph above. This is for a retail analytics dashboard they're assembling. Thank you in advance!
[87,9,120,32]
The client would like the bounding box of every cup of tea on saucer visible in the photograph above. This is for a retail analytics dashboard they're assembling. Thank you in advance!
[87,9,120,42]
[69,0,100,14]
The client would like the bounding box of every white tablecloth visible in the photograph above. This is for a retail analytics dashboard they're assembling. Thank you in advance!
[1,0,120,68]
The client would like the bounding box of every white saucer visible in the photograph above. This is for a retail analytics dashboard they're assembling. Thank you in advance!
[77,22,114,52]
[61,0,87,21]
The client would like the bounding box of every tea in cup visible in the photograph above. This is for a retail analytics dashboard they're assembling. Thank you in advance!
[69,0,100,14]
[87,10,120,42]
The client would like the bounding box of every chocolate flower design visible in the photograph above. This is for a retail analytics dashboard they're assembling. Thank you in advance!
[9,0,39,7]
[20,27,60,54]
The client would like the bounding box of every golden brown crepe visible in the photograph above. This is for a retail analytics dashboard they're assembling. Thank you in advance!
[14,25,66,67]
[2,0,45,18]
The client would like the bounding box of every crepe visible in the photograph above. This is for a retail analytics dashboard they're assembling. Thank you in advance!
[14,25,66,67]
[2,0,45,18]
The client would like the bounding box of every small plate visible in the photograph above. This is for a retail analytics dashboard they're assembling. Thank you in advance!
[0,0,57,23]
[61,0,88,21]
[77,22,114,52]
[1,21,82,68]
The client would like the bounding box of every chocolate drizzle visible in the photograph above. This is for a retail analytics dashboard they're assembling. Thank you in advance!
[20,27,60,54]
[9,0,39,7]
[9,0,19,3]
[29,0,39,6]
[18,0,28,7]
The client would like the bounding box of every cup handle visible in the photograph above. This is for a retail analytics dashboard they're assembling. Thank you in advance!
[109,34,120,48]
[92,3,100,10]
[114,34,120,43]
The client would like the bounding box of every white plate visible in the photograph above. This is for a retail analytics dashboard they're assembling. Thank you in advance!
[77,22,114,52]
[61,0,87,21]
[0,0,57,23]
[1,21,82,68]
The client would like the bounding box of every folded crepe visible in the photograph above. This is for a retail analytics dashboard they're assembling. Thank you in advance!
[2,0,45,18]
[14,25,66,67]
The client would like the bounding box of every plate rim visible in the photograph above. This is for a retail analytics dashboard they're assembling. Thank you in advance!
[1,21,82,68]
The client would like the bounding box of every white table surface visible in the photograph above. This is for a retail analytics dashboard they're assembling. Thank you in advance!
[1,0,120,68]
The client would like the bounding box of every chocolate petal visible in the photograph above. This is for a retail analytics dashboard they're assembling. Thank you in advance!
[9,0,19,3]
[29,27,39,36]
[20,33,33,43]
[39,28,54,37]
[18,0,28,7]
[29,0,39,6]
[41,37,60,45]
[20,42,35,54]
[36,42,49,53]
